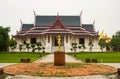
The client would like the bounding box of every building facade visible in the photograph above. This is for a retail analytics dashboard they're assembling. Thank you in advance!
[13,14,100,53]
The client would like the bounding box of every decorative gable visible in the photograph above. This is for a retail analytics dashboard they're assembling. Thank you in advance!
[52,21,64,29]
[50,16,66,29]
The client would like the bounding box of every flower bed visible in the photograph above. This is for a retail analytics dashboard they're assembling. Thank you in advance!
[4,62,116,76]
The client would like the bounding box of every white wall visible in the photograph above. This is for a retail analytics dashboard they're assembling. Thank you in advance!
[45,35,52,53]
[12,35,102,52]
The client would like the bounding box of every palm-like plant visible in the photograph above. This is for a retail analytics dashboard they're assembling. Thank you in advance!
[72,43,77,52]
[81,44,86,51]
[11,46,16,52]
[31,44,35,52]
[25,43,31,52]
[36,42,42,52]
[42,47,45,53]
[88,40,93,52]
[78,45,81,52]
[19,44,23,52]
[70,48,73,52]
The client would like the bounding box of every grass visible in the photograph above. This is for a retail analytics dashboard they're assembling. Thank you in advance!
[68,52,120,63]
[0,52,48,63]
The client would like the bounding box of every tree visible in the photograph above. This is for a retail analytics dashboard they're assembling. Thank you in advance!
[70,48,73,52]
[42,47,45,53]
[31,44,36,52]
[0,35,4,51]
[98,39,106,52]
[88,39,93,52]
[78,45,81,52]
[110,31,120,51]
[71,43,77,52]
[25,43,31,52]
[19,44,23,52]
[0,26,10,51]
[36,42,42,52]
[9,38,17,52]
[81,44,86,51]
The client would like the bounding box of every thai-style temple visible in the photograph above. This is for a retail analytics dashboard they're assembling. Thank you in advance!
[13,13,100,52]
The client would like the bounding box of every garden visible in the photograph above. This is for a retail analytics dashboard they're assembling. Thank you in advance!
[0,26,120,78]
[68,52,120,63]
[3,62,116,76]
[0,52,48,63]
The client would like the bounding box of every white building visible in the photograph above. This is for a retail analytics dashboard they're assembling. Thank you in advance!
[13,14,100,53]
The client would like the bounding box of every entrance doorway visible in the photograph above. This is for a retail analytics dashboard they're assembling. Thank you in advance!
[55,37,58,46]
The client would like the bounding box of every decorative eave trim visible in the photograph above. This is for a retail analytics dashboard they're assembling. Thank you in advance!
[50,16,67,29]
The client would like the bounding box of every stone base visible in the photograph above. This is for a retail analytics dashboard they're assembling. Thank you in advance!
[54,52,65,66]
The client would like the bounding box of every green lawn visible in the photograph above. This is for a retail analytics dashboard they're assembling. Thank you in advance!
[68,52,120,63]
[0,52,48,63]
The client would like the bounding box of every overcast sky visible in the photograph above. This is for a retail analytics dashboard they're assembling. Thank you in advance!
[0,0,120,37]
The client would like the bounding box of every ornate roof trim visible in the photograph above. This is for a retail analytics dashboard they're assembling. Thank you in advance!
[50,16,67,29]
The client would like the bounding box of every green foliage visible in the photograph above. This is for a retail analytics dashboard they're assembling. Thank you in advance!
[71,43,77,52]
[31,44,36,52]
[71,43,86,52]
[70,48,73,52]
[0,26,10,51]
[78,45,81,51]
[36,42,42,47]
[98,39,106,52]
[88,39,93,52]
[9,38,17,52]
[110,31,120,51]
[9,38,17,47]
[25,43,31,52]
[31,44,35,48]
[78,44,86,52]
[36,42,42,52]
[42,47,45,53]
[19,44,23,52]
[81,44,86,49]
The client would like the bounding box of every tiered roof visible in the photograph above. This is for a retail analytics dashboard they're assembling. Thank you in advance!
[35,16,80,26]
[15,15,98,37]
